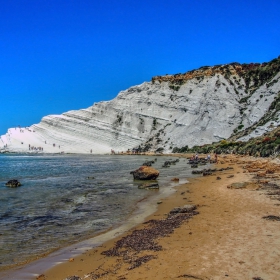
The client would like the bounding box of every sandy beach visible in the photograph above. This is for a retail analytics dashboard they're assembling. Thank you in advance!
[34,154,280,280]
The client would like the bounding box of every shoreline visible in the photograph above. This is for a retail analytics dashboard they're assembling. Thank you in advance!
[0,155,189,280]
[44,154,280,280]
[2,154,280,279]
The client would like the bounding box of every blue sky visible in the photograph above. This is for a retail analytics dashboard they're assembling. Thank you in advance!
[0,0,279,135]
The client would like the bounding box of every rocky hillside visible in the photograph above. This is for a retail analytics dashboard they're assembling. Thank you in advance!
[174,125,280,158]
[1,56,280,154]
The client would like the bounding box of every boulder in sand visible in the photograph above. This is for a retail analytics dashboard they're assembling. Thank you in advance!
[130,166,159,180]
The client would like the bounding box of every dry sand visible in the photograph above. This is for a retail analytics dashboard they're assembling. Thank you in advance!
[40,155,280,280]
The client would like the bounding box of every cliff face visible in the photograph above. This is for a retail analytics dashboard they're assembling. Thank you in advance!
[1,57,280,154]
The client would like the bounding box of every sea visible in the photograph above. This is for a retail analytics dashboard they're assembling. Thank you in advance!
[0,153,198,275]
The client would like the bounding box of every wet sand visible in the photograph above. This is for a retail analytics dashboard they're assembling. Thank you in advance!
[40,154,280,280]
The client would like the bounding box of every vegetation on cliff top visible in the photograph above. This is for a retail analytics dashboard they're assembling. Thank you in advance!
[173,126,280,157]
[152,56,280,90]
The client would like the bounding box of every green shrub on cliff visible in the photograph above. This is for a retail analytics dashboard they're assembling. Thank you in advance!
[172,126,280,158]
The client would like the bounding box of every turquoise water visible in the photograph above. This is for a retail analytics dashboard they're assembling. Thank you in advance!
[0,154,194,270]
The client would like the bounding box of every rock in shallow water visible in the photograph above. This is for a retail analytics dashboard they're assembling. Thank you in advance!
[5,179,21,188]
[130,166,159,180]
[171,177,179,182]
[138,183,159,190]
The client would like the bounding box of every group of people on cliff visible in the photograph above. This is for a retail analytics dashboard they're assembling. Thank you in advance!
[29,144,43,151]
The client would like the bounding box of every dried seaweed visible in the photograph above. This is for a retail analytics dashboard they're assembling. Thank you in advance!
[177,274,207,279]
[128,254,156,270]
[85,263,122,280]
[65,276,82,280]
[263,215,280,221]
[255,181,280,200]
[67,209,198,279]
[267,191,280,196]
[262,182,280,189]
[102,211,197,257]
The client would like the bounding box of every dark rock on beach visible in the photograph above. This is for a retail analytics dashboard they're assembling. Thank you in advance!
[192,170,203,174]
[203,171,212,176]
[192,168,218,175]
[5,179,21,188]
[130,166,159,180]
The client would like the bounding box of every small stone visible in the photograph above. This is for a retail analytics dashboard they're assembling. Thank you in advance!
[171,177,179,182]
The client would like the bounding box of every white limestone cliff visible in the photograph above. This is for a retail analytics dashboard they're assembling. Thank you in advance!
[1,58,280,154]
